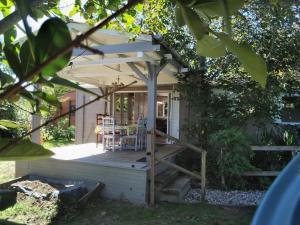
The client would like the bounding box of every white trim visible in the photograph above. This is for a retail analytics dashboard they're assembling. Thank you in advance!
[72,42,160,56]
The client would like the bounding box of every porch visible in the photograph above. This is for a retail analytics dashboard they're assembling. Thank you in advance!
[15,143,185,204]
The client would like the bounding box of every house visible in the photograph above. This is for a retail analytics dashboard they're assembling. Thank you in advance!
[15,23,206,205]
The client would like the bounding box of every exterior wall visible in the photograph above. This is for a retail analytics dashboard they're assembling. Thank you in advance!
[76,88,107,144]
[15,159,148,204]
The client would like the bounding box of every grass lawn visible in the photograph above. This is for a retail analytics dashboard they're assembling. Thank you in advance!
[0,153,254,225]
[42,139,74,149]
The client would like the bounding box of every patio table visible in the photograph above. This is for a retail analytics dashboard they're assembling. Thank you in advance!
[95,124,137,150]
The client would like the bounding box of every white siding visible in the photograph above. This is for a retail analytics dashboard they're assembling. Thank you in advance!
[76,88,107,144]
[15,159,147,204]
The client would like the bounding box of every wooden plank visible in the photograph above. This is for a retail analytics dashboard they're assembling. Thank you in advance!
[155,129,204,154]
[251,146,300,151]
[243,171,281,176]
[201,151,207,200]
[78,182,105,208]
[156,157,202,181]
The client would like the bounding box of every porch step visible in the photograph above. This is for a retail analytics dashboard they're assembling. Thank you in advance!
[159,175,191,203]
[155,169,179,190]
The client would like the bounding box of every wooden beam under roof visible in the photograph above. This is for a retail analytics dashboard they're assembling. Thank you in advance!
[71,53,159,66]
[72,41,160,56]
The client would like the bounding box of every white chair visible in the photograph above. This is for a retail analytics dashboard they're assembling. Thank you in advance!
[121,118,147,151]
[102,117,121,151]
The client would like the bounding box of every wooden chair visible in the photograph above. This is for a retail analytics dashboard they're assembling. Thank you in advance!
[96,114,103,148]
[120,118,147,151]
[102,117,121,151]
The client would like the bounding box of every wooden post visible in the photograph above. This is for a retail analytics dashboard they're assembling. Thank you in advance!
[201,150,207,201]
[147,64,157,206]
[149,128,156,206]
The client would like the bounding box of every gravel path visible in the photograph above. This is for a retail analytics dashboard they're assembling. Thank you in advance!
[185,188,265,206]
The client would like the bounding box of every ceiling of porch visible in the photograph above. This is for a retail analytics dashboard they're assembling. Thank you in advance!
[58,23,187,87]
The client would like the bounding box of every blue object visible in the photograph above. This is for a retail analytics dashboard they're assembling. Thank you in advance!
[251,153,300,225]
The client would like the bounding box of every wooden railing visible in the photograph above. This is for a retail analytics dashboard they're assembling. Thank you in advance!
[149,129,207,205]
[243,146,300,177]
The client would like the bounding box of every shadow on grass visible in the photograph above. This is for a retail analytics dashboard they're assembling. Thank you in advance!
[0,220,25,225]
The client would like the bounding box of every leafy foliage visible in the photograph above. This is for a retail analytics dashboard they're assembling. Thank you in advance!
[174,0,268,86]
[43,118,75,142]
[209,128,256,189]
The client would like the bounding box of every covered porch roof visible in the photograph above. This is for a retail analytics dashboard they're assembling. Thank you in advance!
[58,23,187,87]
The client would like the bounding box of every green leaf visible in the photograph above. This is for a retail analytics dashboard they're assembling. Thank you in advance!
[3,44,23,78]
[219,34,267,87]
[69,5,80,17]
[0,0,7,5]
[32,90,61,107]
[197,35,226,58]
[179,4,208,40]
[0,70,14,88]
[0,120,25,129]
[175,5,185,27]
[35,18,72,77]
[4,26,16,44]
[19,90,36,105]
[0,138,54,161]
[194,0,245,17]
[30,9,45,21]
[35,76,54,88]
[20,39,36,75]
[49,76,98,96]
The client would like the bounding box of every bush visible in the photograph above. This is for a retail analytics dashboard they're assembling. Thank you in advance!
[43,118,75,141]
[209,128,256,189]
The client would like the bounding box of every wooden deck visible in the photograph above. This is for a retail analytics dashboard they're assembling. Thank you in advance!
[15,143,185,204]
[49,143,185,170]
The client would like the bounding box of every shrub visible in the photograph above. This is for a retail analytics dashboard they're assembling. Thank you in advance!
[209,128,256,189]
[43,118,75,141]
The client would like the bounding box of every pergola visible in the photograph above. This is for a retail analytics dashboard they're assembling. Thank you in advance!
[58,23,187,152]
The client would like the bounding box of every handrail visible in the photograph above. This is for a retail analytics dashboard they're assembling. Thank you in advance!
[155,129,204,154]
[155,157,202,180]
[154,129,207,200]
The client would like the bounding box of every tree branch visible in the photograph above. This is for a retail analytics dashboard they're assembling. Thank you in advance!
[0,0,49,35]
[0,0,143,100]
[0,81,137,153]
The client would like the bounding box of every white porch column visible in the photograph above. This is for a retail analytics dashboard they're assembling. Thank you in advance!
[31,113,41,144]
[146,71,157,154]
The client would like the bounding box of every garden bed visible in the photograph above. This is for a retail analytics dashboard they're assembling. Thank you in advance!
[1,175,88,203]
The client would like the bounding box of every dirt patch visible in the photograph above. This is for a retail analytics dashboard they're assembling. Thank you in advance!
[12,180,64,196]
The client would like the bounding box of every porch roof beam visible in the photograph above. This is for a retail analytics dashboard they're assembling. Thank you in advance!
[72,41,161,56]
[127,62,148,84]
[71,55,158,66]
